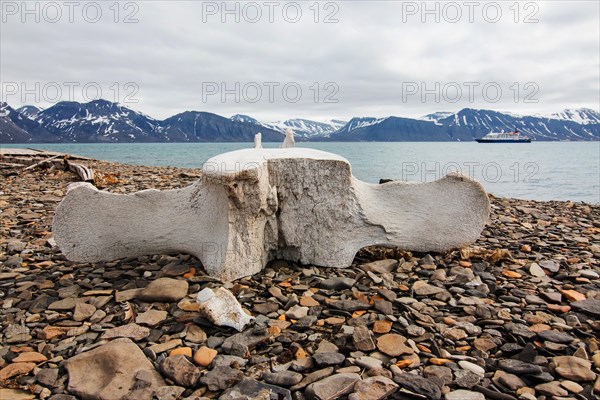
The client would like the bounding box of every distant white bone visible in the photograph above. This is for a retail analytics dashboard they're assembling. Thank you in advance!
[254,132,262,149]
[281,128,295,148]
[53,138,490,282]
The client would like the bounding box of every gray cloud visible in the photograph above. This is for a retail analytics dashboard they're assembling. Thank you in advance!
[1,0,598,121]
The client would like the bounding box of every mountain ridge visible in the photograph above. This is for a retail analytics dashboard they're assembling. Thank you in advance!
[1,100,598,143]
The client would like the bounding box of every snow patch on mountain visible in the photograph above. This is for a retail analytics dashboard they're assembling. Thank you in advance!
[546,108,600,125]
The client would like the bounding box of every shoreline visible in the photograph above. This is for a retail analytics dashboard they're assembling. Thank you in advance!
[2,145,599,205]
[0,155,599,399]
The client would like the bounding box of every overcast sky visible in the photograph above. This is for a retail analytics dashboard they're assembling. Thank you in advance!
[1,0,599,121]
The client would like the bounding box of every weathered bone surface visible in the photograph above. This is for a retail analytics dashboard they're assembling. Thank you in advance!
[196,287,254,331]
[53,138,490,281]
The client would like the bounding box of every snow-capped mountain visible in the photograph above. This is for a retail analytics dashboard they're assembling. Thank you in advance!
[159,111,282,142]
[0,102,55,143]
[1,100,598,143]
[435,108,599,141]
[330,116,450,141]
[419,112,454,125]
[32,99,161,142]
[332,108,599,142]
[547,108,600,125]
[16,105,43,118]
[266,118,348,139]
[230,114,260,125]
[333,117,389,136]
[229,115,347,139]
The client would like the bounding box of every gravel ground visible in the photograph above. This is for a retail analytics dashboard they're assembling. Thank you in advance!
[1,158,599,400]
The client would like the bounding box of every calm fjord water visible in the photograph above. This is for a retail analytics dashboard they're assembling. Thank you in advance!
[5,142,600,204]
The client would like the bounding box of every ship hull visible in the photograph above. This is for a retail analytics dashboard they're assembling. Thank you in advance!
[475,139,531,143]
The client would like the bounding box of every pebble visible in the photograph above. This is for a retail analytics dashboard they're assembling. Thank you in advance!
[221,378,292,400]
[529,263,546,277]
[552,356,596,381]
[351,376,398,399]
[101,323,150,340]
[285,305,309,320]
[571,299,600,317]
[413,280,444,296]
[560,380,584,393]
[160,355,201,387]
[263,370,303,387]
[313,352,346,366]
[72,303,96,321]
[535,381,568,396]
[320,277,355,290]
[353,325,376,351]
[445,390,485,400]
[305,373,361,400]
[12,351,48,363]
[169,347,192,357]
[458,361,485,377]
[135,309,168,326]
[538,329,574,343]
[0,362,37,380]
[193,346,218,367]
[394,373,441,400]
[376,334,413,357]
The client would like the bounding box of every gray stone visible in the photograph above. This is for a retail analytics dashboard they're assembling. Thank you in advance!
[538,330,574,343]
[529,263,546,277]
[185,325,207,343]
[331,300,370,312]
[263,371,303,387]
[221,328,270,357]
[535,382,568,397]
[285,305,309,320]
[320,277,355,291]
[393,373,441,400]
[353,325,376,352]
[305,373,361,400]
[351,376,398,400]
[412,281,444,296]
[497,359,543,375]
[72,302,96,322]
[212,355,248,369]
[492,370,526,391]
[445,390,484,400]
[101,323,150,341]
[35,368,59,387]
[355,356,383,371]
[221,378,292,400]
[48,297,87,311]
[253,302,279,315]
[4,256,23,268]
[160,355,202,387]
[136,310,168,326]
[139,278,189,302]
[64,339,164,400]
[423,366,453,386]
[539,260,560,273]
[551,356,596,381]
[313,352,346,367]
[199,366,243,391]
[360,259,398,274]
[571,299,600,317]
[154,386,186,400]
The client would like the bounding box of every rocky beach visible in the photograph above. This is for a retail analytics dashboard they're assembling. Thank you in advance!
[1,154,599,400]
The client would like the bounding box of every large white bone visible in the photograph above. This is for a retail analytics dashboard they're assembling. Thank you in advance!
[53,142,490,281]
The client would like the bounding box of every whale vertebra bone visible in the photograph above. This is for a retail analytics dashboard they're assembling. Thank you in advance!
[53,144,490,281]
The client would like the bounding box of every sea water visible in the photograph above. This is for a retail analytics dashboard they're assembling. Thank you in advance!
[4,142,599,204]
